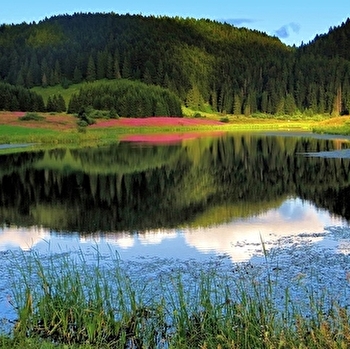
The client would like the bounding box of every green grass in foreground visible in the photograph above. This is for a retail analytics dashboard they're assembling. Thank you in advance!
[0,125,114,149]
[1,249,349,349]
[0,125,57,137]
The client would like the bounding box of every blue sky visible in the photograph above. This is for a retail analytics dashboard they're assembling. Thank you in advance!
[1,0,349,46]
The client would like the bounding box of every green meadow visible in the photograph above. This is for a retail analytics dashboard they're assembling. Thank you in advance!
[31,82,84,106]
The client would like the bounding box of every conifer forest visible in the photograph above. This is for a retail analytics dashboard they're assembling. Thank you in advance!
[0,13,350,116]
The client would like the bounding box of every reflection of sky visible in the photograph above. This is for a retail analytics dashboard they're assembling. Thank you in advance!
[1,198,349,262]
[184,198,346,261]
[0,226,49,251]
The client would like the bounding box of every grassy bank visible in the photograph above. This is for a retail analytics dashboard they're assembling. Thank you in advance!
[1,110,350,155]
[1,249,349,349]
[311,116,350,135]
[0,112,314,143]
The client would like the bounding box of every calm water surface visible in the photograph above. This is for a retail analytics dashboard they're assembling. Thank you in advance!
[1,131,350,262]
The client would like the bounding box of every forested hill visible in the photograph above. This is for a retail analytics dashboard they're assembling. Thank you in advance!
[0,12,350,116]
[300,18,350,60]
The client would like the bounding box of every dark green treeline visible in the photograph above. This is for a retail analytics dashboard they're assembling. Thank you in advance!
[67,80,183,117]
[1,134,350,232]
[0,81,45,111]
[1,13,350,115]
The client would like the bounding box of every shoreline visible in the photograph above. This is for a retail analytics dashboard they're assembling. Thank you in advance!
[1,224,350,334]
[0,112,349,151]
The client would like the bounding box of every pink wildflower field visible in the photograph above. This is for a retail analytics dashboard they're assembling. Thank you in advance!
[0,113,223,130]
[0,113,225,143]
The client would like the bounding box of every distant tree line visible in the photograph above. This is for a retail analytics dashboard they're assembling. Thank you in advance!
[0,81,45,111]
[68,80,182,117]
[0,13,350,115]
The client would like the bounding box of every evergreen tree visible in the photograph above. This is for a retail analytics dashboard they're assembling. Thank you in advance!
[41,73,48,87]
[9,95,19,111]
[121,55,132,79]
[106,53,114,79]
[113,49,121,79]
[57,94,66,112]
[186,86,202,110]
[25,69,34,88]
[46,95,55,111]
[86,55,96,82]
[142,68,153,85]
[156,60,164,86]
[54,60,61,85]
[16,69,25,87]
[96,50,107,80]
[284,93,297,115]
[233,94,242,115]
[67,93,81,114]
[73,66,83,83]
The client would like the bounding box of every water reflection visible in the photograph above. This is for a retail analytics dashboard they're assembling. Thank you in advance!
[0,132,350,262]
[0,226,49,251]
[184,197,346,261]
[0,198,348,262]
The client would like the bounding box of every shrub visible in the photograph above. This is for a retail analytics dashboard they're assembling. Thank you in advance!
[220,116,230,123]
[85,108,109,119]
[77,120,88,127]
[76,107,96,126]
[77,125,87,133]
[109,108,119,119]
[18,112,45,121]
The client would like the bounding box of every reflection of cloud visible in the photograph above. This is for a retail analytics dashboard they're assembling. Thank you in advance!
[112,235,135,249]
[0,226,49,251]
[274,22,300,38]
[138,230,177,245]
[104,230,177,249]
[185,199,345,262]
[2,199,347,264]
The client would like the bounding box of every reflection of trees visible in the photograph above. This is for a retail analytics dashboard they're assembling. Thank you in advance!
[0,135,349,233]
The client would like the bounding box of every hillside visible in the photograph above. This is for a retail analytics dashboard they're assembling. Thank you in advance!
[300,18,350,60]
[0,12,350,116]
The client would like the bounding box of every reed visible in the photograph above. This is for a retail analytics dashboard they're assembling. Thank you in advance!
[2,248,350,348]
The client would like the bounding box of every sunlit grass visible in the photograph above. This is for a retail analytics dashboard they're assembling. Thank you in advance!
[1,111,350,156]
[312,115,350,135]
[2,248,350,348]
[0,125,57,137]
[32,83,84,105]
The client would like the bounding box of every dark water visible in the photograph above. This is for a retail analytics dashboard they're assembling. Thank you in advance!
[0,131,350,261]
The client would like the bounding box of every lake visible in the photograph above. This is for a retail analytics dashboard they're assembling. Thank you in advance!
[1,131,350,259]
[1,131,350,325]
